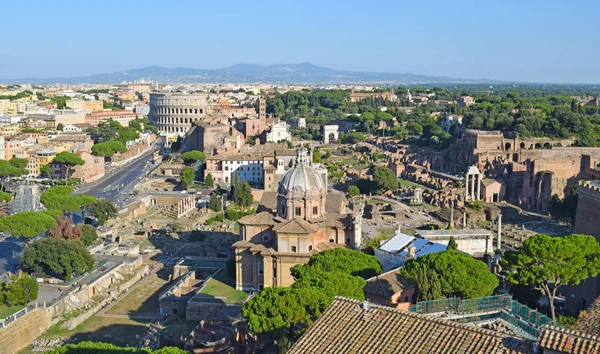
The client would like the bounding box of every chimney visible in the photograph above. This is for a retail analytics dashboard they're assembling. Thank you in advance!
[407,245,416,259]
[362,300,369,310]
[496,214,502,251]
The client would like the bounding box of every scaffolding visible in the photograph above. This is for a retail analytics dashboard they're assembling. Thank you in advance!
[409,295,559,339]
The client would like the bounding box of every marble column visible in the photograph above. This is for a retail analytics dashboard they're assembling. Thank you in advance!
[465,174,469,201]
[470,173,475,201]
[476,173,481,201]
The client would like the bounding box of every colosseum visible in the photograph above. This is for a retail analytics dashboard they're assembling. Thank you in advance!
[149,92,212,135]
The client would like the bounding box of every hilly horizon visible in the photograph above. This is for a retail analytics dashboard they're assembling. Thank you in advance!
[2,62,504,85]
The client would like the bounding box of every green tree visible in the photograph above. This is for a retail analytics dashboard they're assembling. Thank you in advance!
[180,167,195,189]
[40,164,53,178]
[410,262,443,301]
[402,250,498,300]
[292,270,366,302]
[312,149,322,163]
[52,152,85,183]
[502,234,600,321]
[0,211,56,238]
[208,194,222,212]
[41,186,96,213]
[91,140,127,157]
[2,274,39,306]
[242,286,329,347]
[447,236,458,250]
[347,185,360,197]
[372,166,398,194]
[86,199,118,225]
[9,158,28,169]
[0,160,28,190]
[204,173,214,187]
[181,150,206,164]
[56,123,64,131]
[21,238,94,280]
[291,248,382,280]
[234,181,253,208]
[80,225,98,246]
[0,191,11,203]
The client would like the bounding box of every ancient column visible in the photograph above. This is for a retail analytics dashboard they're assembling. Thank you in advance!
[464,174,469,201]
[476,173,481,201]
[470,173,475,201]
[496,214,502,251]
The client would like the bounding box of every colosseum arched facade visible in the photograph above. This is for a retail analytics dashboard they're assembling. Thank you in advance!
[149,92,211,135]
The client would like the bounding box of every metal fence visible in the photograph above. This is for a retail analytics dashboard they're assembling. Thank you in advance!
[409,295,560,338]
[409,295,512,314]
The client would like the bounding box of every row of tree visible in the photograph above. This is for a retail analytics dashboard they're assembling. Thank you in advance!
[242,249,381,349]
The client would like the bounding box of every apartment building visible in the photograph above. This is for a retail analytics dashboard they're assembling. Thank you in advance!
[85,110,137,127]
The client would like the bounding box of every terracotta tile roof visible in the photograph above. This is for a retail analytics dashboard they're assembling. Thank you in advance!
[576,297,600,335]
[325,192,347,214]
[288,297,532,354]
[273,217,318,234]
[258,191,277,211]
[538,325,600,353]
[363,268,415,300]
[312,241,344,253]
[237,211,276,226]
[312,214,353,229]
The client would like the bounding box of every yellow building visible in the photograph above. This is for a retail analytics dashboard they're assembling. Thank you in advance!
[35,150,56,176]
[0,99,17,115]
[0,124,21,136]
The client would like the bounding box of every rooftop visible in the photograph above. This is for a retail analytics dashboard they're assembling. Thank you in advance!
[288,297,532,354]
[416,229,493,240]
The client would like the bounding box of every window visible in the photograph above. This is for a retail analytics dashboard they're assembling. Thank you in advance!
[258,263,264,275]
[329,238,334,243]
[313,206,318,215]
[589,216,593,224]
[295,207,301,216]
[308,244,313,251]
[291,246,297,253]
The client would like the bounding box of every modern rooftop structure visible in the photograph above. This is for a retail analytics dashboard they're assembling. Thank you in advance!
[375,230,447,271]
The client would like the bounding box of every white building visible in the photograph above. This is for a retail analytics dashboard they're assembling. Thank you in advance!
[266,122,291,143]
[63,123,94,132]
[290,117,306,129]
[0,116,23,126]
[374,230,447,272]
[222,157,264,185]
[135,105,150,117]
[441,115,463,132]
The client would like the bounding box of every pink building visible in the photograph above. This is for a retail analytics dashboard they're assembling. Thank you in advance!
[85,110,137,127]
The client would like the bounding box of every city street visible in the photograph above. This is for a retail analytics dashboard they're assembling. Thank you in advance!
[79,139,163,206]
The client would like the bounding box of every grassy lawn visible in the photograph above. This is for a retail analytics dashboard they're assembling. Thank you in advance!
[376,228,397,238]
[106,272,170,316]
[0,305,24,318]
[398,178,429,190]
[19,316,148,353]
[199,270,247,304]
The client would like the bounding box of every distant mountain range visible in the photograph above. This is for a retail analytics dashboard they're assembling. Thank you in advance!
[3,62,502,85]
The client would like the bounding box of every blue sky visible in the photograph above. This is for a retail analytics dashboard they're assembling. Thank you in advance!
[1,0,599,83]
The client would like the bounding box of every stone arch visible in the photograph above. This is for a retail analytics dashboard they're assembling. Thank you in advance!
[544,142,551,149]
[520,142,525,149]
[505,143,511,151]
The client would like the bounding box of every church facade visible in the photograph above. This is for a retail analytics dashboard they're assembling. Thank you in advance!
[233,145,362,291]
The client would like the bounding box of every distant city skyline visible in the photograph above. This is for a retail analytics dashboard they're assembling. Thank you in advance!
[2,0,600,83]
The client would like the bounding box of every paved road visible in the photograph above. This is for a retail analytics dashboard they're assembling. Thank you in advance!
[0,237,24,275]
[79,140,163,207]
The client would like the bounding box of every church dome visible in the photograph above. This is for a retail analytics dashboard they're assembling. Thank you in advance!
[278,146,325,195]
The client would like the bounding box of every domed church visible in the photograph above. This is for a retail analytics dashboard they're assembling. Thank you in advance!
[233,145,363,291]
